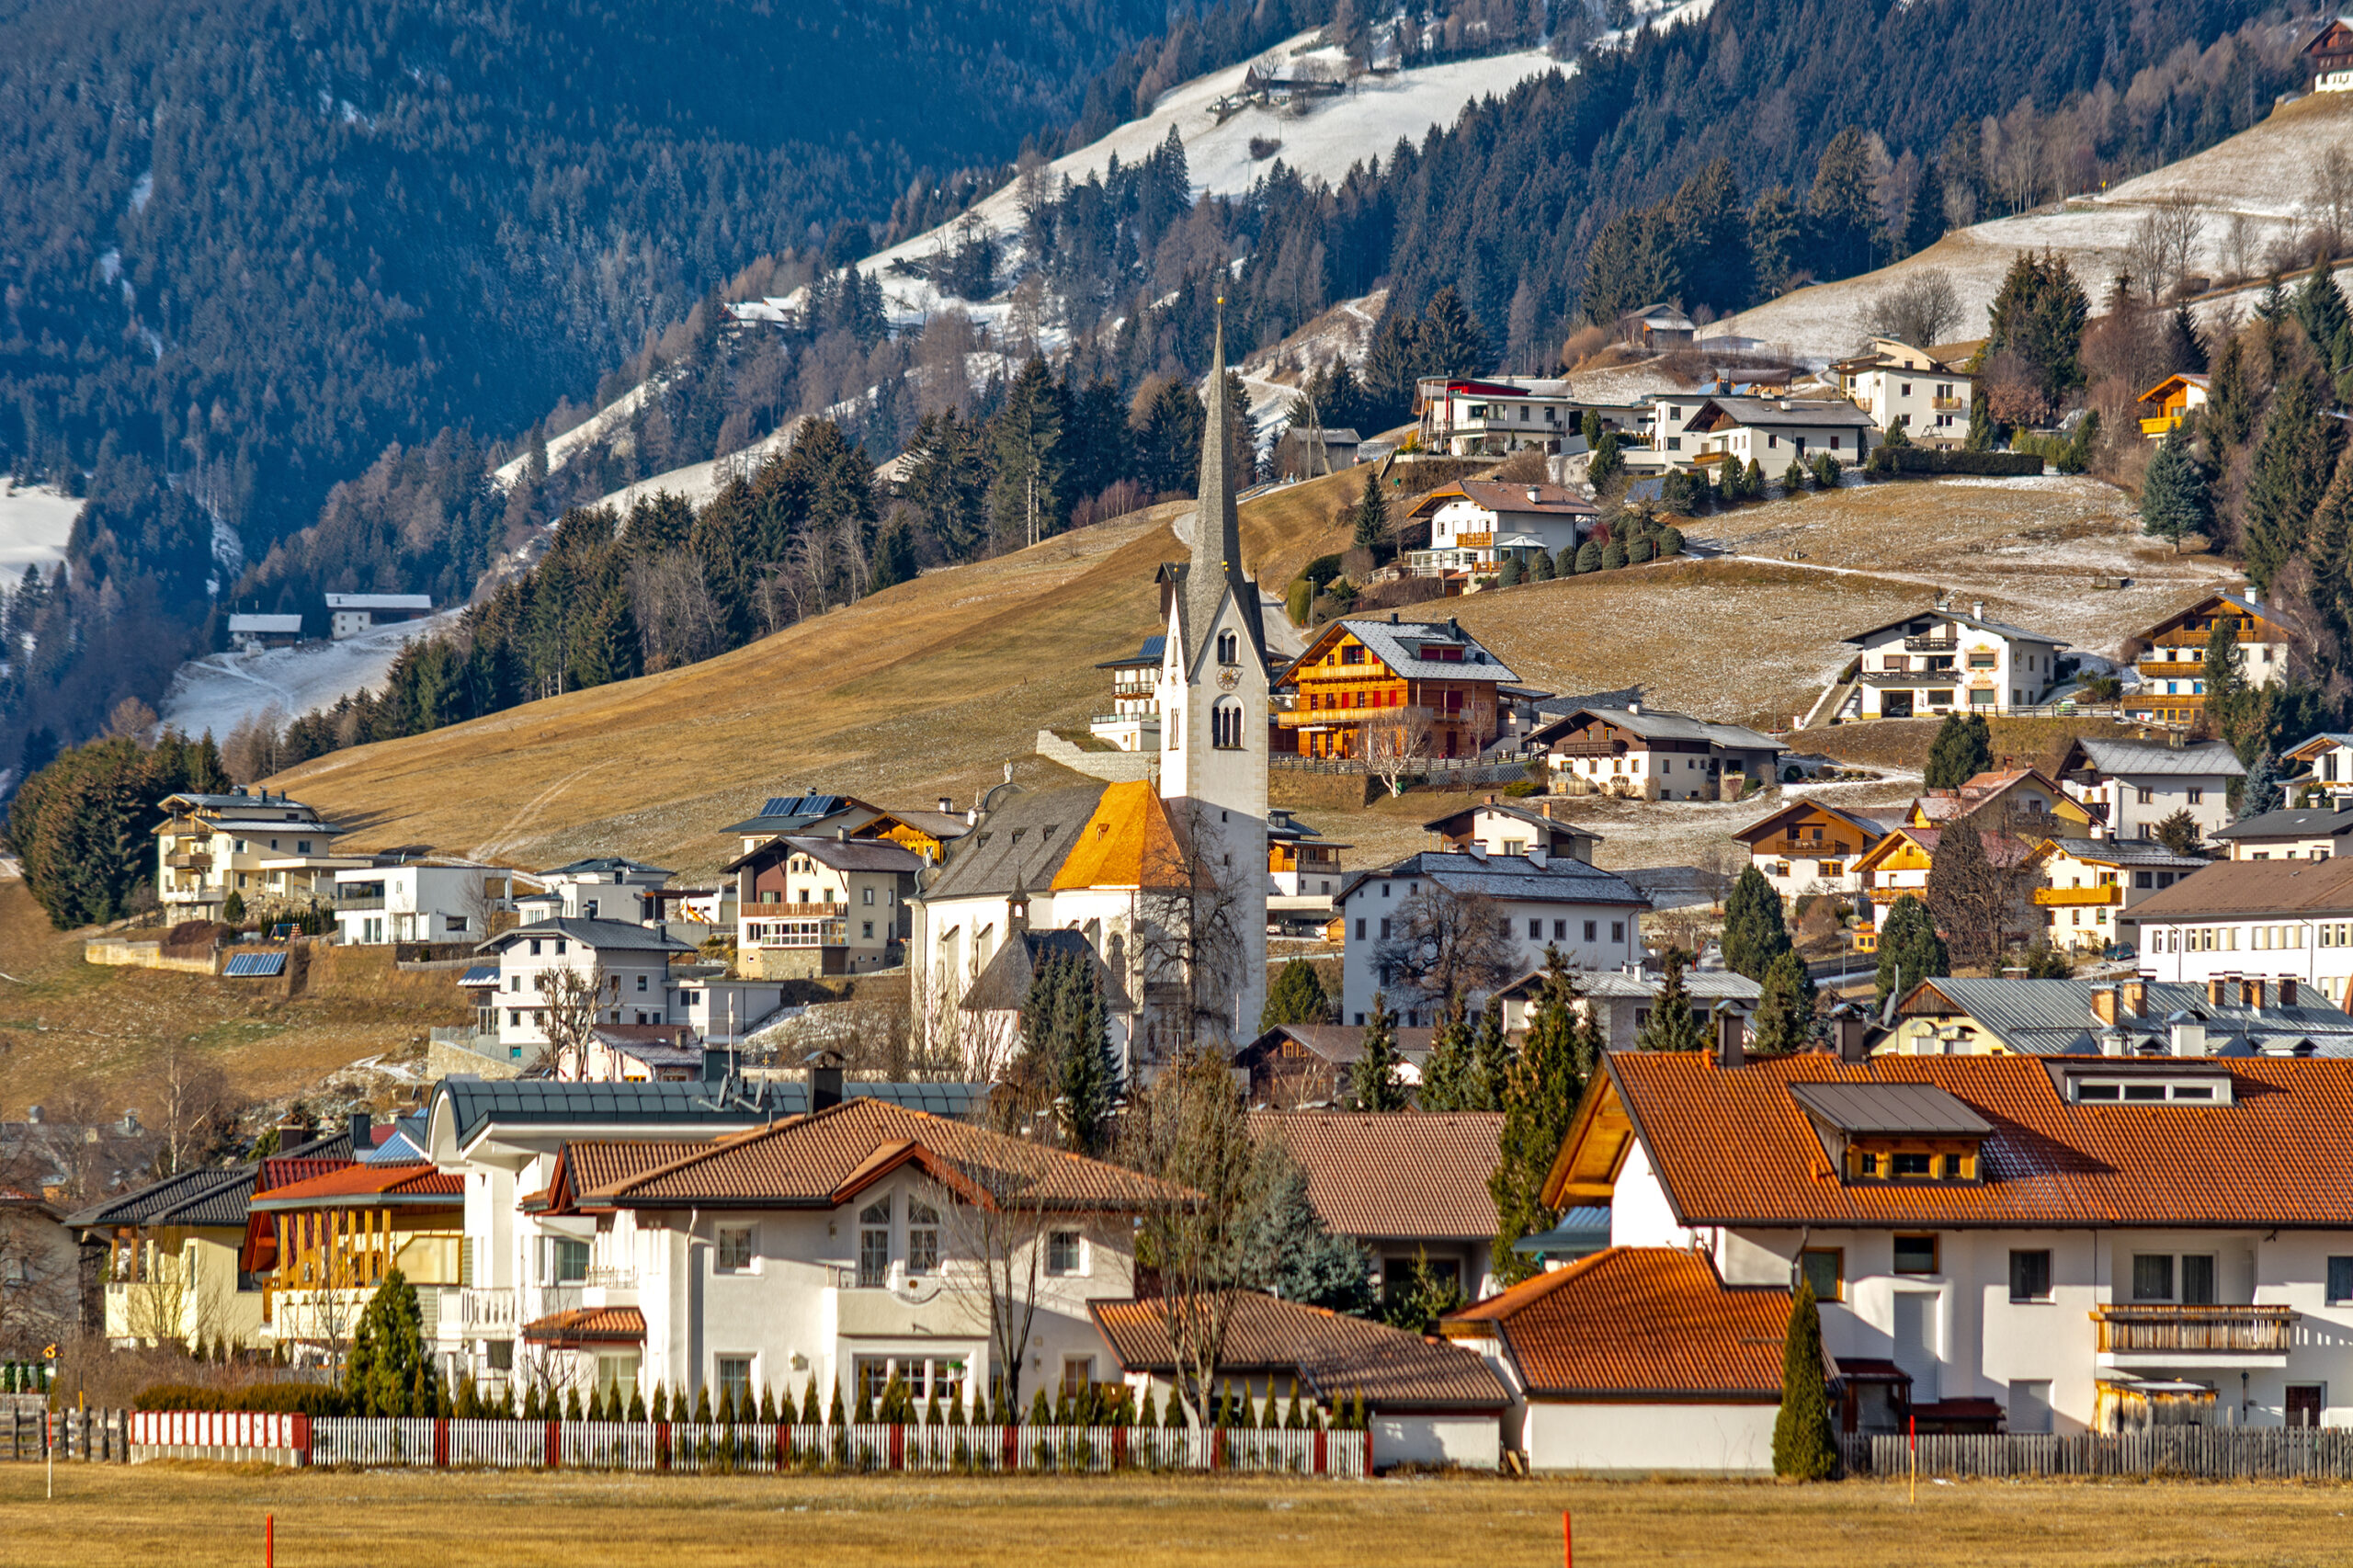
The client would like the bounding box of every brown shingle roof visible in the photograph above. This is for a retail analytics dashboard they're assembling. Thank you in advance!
[1253,1111,1501,1241]
[1092,1292,1508,1411]
[575,1096,1179,1212]
[545,1140,719,1212]
[523,1306,647,1345]
[1560,1051,2353,1228]
[2123,855,2353,920]
[1443,1247,1789,1400]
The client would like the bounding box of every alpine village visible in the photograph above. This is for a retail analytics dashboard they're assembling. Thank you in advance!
[19,4,2353,1560]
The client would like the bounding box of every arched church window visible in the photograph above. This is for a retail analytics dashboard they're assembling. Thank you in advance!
[1217,631,1238,664]
[1212,698,1245,749]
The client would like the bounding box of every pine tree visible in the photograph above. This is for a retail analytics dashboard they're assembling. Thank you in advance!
[2207,333,2257,449]
[1771,1278,1837,1480]
[1416,286,1490,378]
[1488,948,1597,1283]
[1634,948,1711,1051]
[344,1268,440,1416]
[1471,997,1513,1111]
[1873,893,1949,1003]
[1052,954,1120,1155]
[988,356,1067,549]
[2139,429,2212,553]
[2239,749,2282,820]
[1346,993,1410,1111]
[1964,389,1994,451]
[1417,992,1477,1111]
[1750,949,1817,1056]
[1720,865,1792,980]
[1261,958,1331,1029]
[2202,613,2256,752]
[1350,472,1392,556]
[2245,369,2347,592]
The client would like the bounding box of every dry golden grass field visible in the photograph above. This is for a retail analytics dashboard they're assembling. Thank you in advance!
[0,879,462,1120]
[3,1465,2349,1567]
[263,471,2237,887]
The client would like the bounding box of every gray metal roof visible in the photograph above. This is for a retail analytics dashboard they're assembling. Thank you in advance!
[475,917,699,955]
[1095,635,1165,670]
[1690,394,1875,429]
[2211,805,2353,841]
[539,857,672,878]
[431,1076,989,1146]
[1337,849,1650,909]
[722,793,862,835]
[2040,838,2211,869]
[1311,617,1521,685]
[1787,1081,1994,1136]
[920,783,1103,902]
[62,1131,351,1231]
[731,834,925,876]
[1529,704,1783,753]
[1904,977,2353,1057]
[2070,738,2246,780]
[1843,606,2068,649]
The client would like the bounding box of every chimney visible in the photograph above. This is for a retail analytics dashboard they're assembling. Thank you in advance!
[1835,1013,1871,1063]
[2280,975,2300,1008]
[1972,600,1984,619]
[347,1110,371,1153]
[1526,486,1540,504]
[2243,976,2265,1011]
[938,798,952,813]
[1714,1006,1745,1069]
[2171,1017,2209,1058]
[2120,976,2148,1018]
[1628,699,1643,715]
[805,1050,845,1112]
[2207,975,2229,1006]
[835,826,848,841]
[2089,986,2118,1027]
[24,1105,40,1125]
[1484,793,1497,805]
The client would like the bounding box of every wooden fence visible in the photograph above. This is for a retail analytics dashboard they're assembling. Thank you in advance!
[1842,1428,2353,1480]
[165,1416,1368,1476]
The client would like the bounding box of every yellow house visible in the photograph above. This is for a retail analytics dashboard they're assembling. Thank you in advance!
[2137,373,2211,439]
[1852,825,2050,950]
[251,1163,465,1359]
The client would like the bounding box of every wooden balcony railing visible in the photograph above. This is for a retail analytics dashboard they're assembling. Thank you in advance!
[1903,635,1960,652]
[2035,885,2120,906]
[2141,414,2184,437]
[2093,1304,2296,1355]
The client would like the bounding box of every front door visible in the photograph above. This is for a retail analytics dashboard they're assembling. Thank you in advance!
[1892,1291,1939,1404]
[2288,1385,2325,1428]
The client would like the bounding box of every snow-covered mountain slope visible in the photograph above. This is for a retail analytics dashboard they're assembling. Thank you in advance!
[1704,89,2353,364]
[160,612,461,744]
[790,34,1563,339]
[0,483,79,574]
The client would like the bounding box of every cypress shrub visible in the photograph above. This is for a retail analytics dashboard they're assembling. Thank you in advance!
[1574,540,1602,573]
[563,1386,581,1422]
[1627,536,1654,563]
[1139,1387,1159,1427]
[1029,1386,1053,1426]
[759,1382,778,1423]
[522,1383,544,1421]
[1601,541,1628,570]
[1658,526,1684,556]
[1530,547,1555,580]
[629,1384,647,1422]
[803,1378,823,1425]
[1772,1278,1838,1480]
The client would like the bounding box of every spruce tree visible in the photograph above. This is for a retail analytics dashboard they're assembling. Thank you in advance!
[2207,333,2257,449]
[1053,954,1120,1155]
[1574,540,1602,574]
[1749,949,1817,1056]
[2139,429,2212,553]
[2239,749,2282,820]
[1346,993,1410,1111]
[1771,1278,1837,1481]
[2245,369,2346,592]
[1417,992,1477,1112]
[1350,472,1392,557]
[1471,997,1513,1111]
[1873,894,1949,1003]
[1261,959,1331,1030]
[1488,948,1596,1283]
[1720,864,1792,980]
[1498,553,1524,587]
[2202,614,2256,751]
[1634,948,1711,1052]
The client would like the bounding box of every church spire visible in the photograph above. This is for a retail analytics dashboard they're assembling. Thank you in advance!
[1192,299,1245,588]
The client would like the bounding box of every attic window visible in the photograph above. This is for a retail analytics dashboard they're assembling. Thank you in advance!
[1041,825,1058,843]
[1845,1143,1979,1182]
[2070,1076,2232,1105]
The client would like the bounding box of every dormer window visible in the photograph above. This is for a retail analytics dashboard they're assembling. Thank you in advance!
[1789,1081,1991,1187]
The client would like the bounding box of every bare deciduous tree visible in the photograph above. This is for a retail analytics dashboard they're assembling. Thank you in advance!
[536,962,610,1078]
[1135,801,1256,1060]
[926,1172,1091,1415]
[627,549,728,673]
[1862,269,1961,350]
[146,1040,239,1179]
[1362,705,1435,798]
[1374,881,1515,1017]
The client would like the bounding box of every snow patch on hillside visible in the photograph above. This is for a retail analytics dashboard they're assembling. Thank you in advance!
[493,378,662,490]
[160,612,461,743]
[0,483,79,574]
[1703,91,2353,364]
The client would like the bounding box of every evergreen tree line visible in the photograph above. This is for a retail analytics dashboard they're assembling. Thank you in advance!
[8,728,227,928]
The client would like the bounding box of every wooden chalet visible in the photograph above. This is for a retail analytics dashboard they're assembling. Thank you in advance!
[1526,702,1785,803]
[2307,17,2353,92]
[1732,799,1886,899]
[1274,615,1519,761]
[2135,373,2211,439]
[2129,590,2290,726]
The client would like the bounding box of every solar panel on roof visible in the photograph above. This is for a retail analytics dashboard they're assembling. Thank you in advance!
[459,964,499,985]
[222,951,288,977]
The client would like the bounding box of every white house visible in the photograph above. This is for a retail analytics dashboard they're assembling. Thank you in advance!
[1678,394,1878,480]
[2035,837,2210,952]
[519,858,674,925]
[227,613,304,653]
[1473,1050,2353,1471]
[1525,702,1785,803]
[418,1075,986,1394]
[528,1096,1176,1418]
[325,592,434,639]
[1088,635,1165,752]
[2283,733,2353,806]
[2211,804,2353,861]
[1836,601,2069,721]
[1336,850,1651,1028]
[1417,799,1603,863]
[475,916,700,1062]
[1495,964,1762,1052]
[334,860,521,945]
[1403,479,1597,575]
[1881,974,2353,1059]
[2055,736,2244,845]
[153,787,361,920]
[1412,376,1650,458]
[1830,338,1972,444]
[1730,799,1886,901]
[2124,857,2353,1006]
[728,833,923,979]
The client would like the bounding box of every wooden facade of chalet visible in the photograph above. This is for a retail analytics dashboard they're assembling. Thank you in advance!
[2132,592,2288,725]
[1733,801,1881,886]
[1276,620,1513,761]
[1269,836,1344,880]
[2135,373,2210,439]
[2307,18,2353,91]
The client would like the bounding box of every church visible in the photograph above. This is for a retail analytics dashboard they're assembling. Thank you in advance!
[910,314,1270,1078]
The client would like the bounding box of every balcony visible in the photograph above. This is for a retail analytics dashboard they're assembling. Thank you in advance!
[2141,414,2185,437]
[459,1286,517,1336]
[336,895,386,911]
[1902,635,1959,653]
[1454,531,1495,549]
[1931,395,1967,411]
[165,852,213,872]
[1860,668,1954,685]
[2035,885,2120,906]
[2093,1304,2296,1359]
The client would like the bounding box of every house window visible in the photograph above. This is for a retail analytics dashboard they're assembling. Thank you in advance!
[858,1199,892,1288]
[1047,1232,1084,1276]
[1528,918,1543,938]
[862,920,874,938]
[716,1225,755,1273]
[717,1357,754,1413]
[635,973,648,992]
[2188,788,2203,805]
[1583,921,1597,942]
[529,938,542,956]
[1062,1356,1097,1398]
[1611,921,1626,942]
[2328,1257,2353,1304]
[548,1238,589,1284]
[1553,920,1567,939]
[2011,1380,2054,1435]
[1893,1234,1938,1275]
[862,887,874,905]
[907,1201,941,1275]
[1799,1248,1843,1302]
[2008,1249,2052,1301]
[2131,1255,2176,1301]
[447,915,469,933]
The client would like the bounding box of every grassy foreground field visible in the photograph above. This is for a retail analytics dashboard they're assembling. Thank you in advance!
[1,1466,2346,1567]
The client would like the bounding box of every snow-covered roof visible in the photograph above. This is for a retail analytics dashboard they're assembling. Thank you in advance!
[228,614,303,633]
[324,593,433,611]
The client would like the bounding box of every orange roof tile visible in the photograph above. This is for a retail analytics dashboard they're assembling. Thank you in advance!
[1558,1052,2353,1228]
[576,1096,1180,1212]
[523,1307,647,1345]
[1051,780,1186,892]
[1093,1292,1508,1410]
[1443,1247,1789,1400]
[1252,1111,1501,1241]
[250,1163,462,1210]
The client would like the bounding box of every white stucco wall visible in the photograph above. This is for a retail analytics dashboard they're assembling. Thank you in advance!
[1523,1400,1776,1473]
[1370,1413,1501,1470]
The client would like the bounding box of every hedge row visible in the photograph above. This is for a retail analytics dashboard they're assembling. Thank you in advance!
[135,1382,347,1415]
[1868,448,2045,477]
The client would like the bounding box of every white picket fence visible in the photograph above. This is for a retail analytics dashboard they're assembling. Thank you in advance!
[289,1418,1366,1475]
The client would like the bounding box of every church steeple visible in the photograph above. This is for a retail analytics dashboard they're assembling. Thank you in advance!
[1182,300,1256,673]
